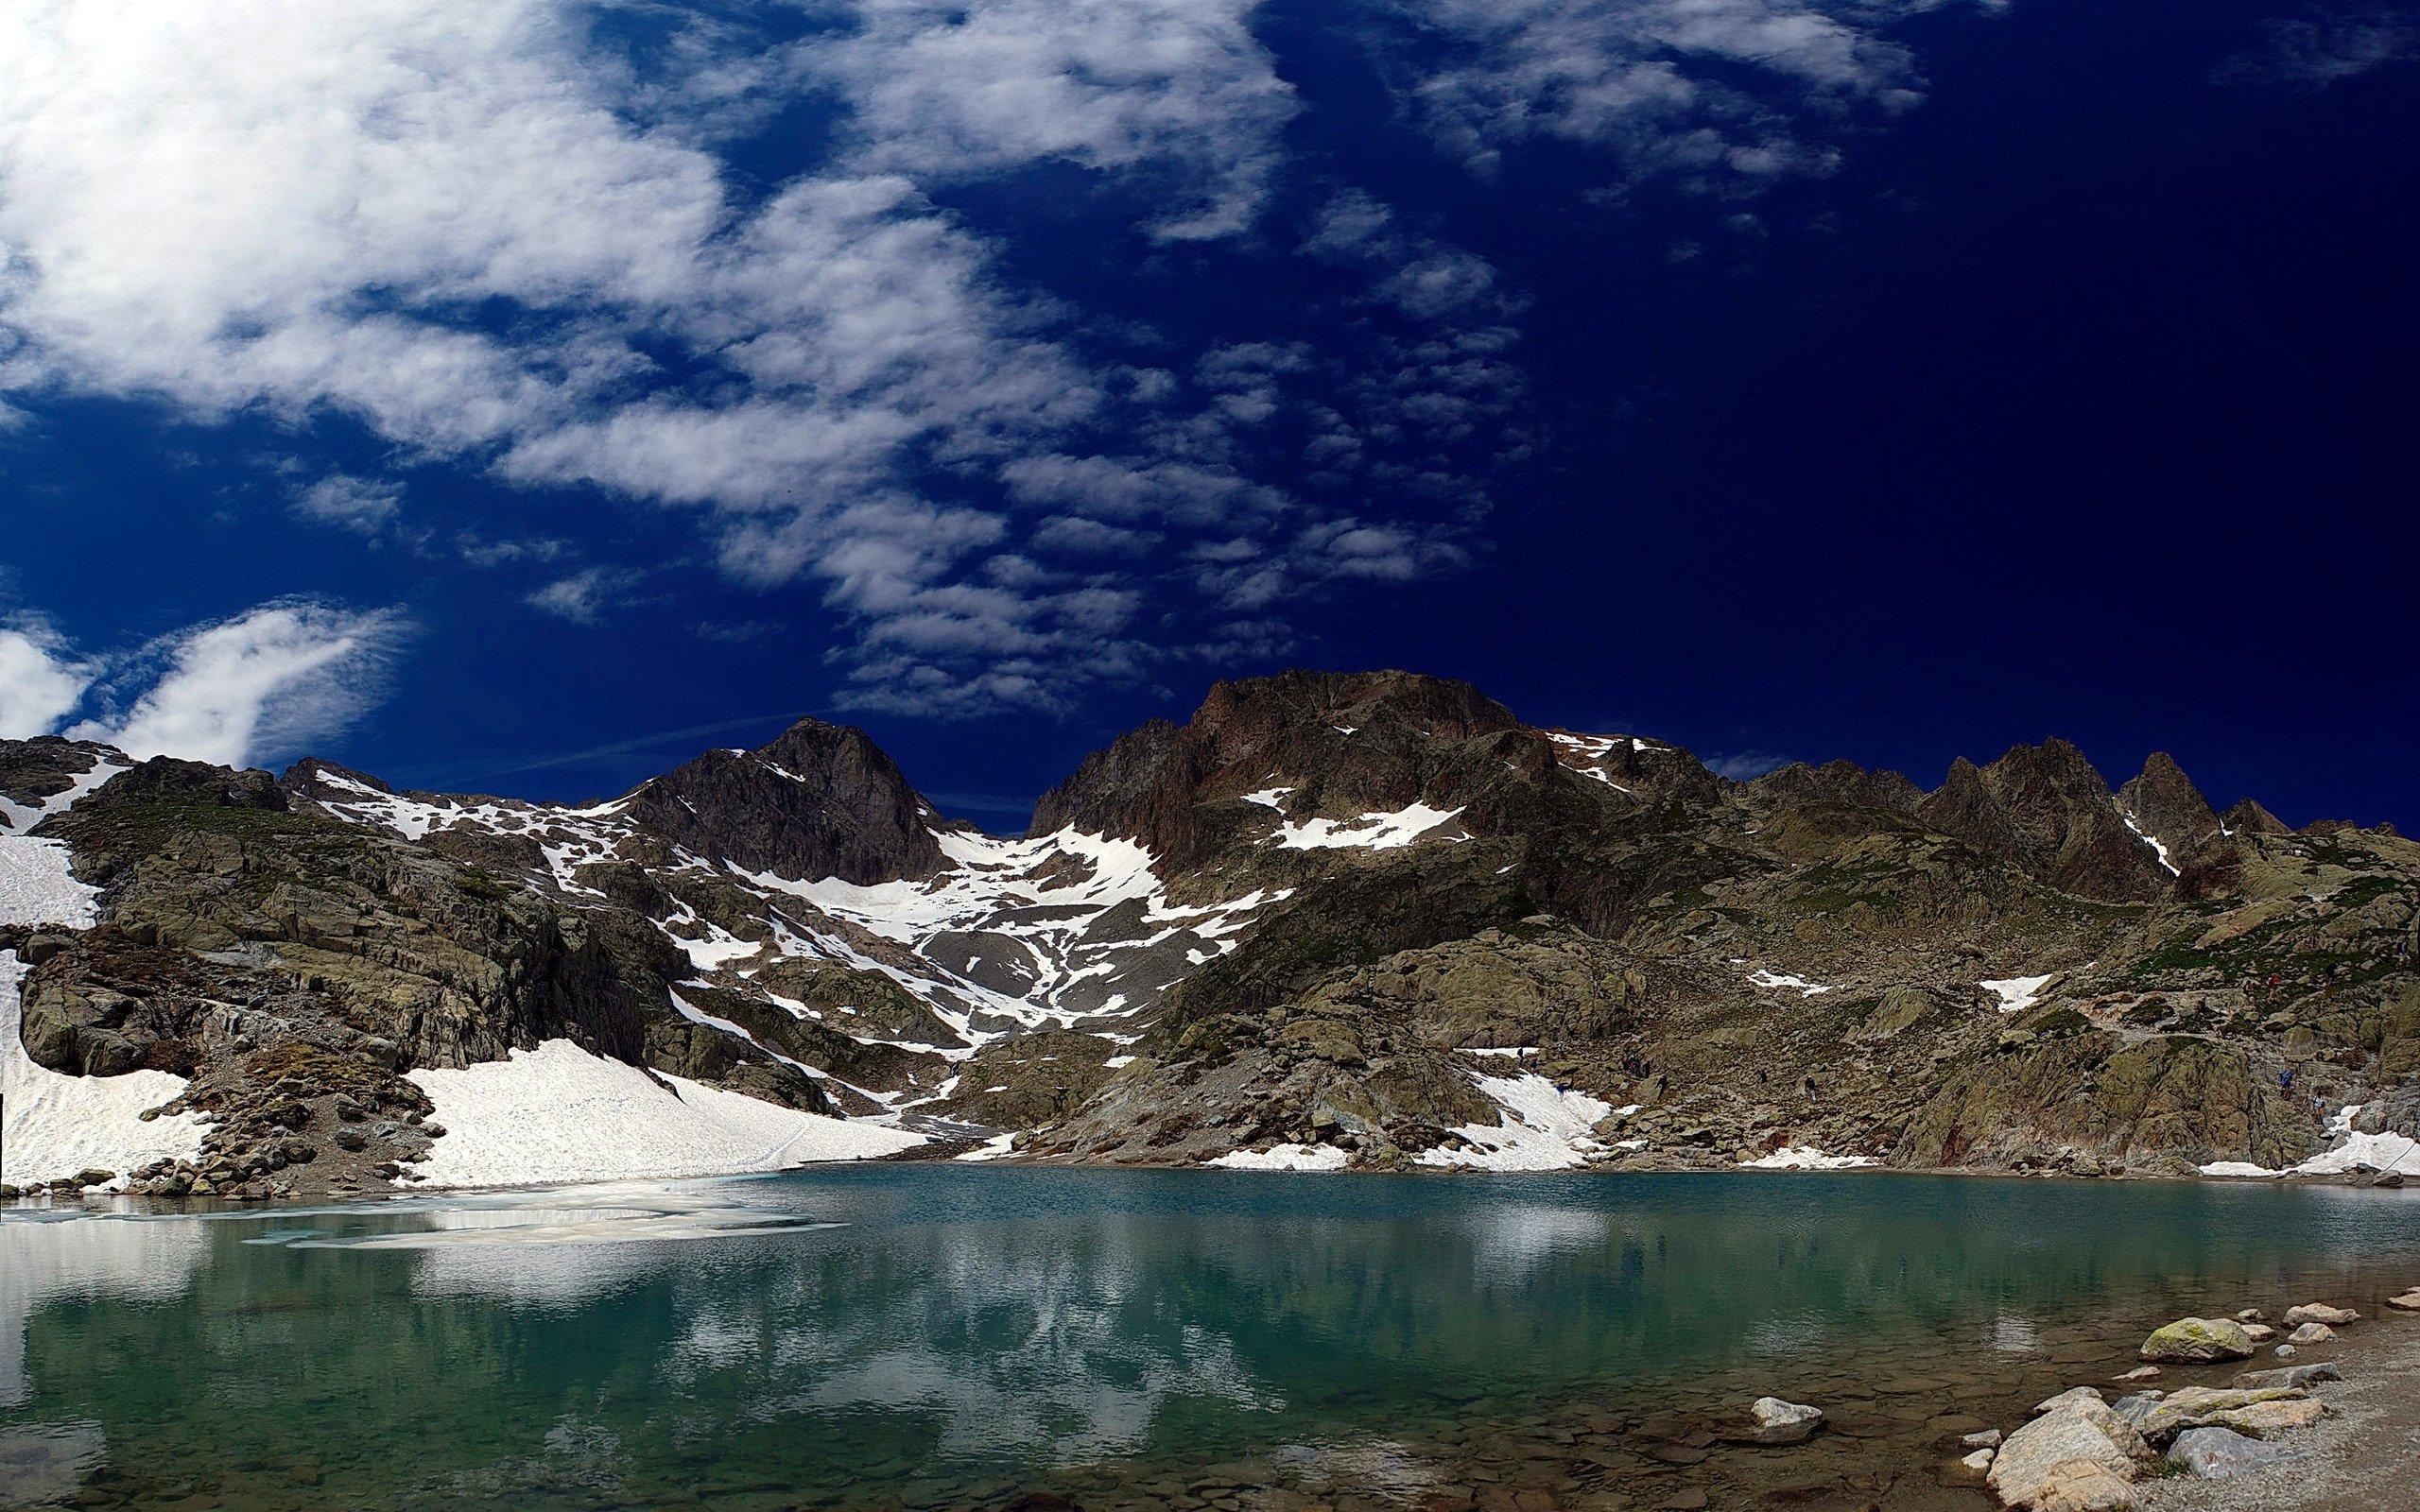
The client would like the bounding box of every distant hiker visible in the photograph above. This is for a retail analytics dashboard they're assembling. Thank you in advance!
[1803,1076,1819,1101]
[2279,1068,2295,1094]
[2312,1095,2326,1125]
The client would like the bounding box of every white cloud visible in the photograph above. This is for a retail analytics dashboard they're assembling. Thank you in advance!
[0,619,95,739]
[291,473,404,533]
[802,0,1298,240]
[60,602,407,768]
[2214,9,2418,90]
[1377,0,1928,183]
[526,566,645,625]
[0,0,1927,718]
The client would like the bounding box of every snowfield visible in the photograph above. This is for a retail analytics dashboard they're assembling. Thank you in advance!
[1207,1143,1350,1171]
[2198,1105,2420,1179]
[406,1040,926,1188]
[2,833,209,1188]
[1981,974,2054,1013]
[1270,803,1466,851]
[1742,1146,1876,1171]
[1416,1073,1611,1172]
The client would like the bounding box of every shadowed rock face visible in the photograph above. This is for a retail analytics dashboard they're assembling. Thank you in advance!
[1031,669,1528,872]
[1915,739,2175,902]
[621,716,948,885]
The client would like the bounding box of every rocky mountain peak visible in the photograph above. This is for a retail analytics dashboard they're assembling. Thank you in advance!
[1744,758,1925,815]
[1029,670,1525,868]
[2116,752,2223,865]
[1915,739,2172,902]
[620,715,948,885]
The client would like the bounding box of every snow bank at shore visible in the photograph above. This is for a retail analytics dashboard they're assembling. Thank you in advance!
[1207,1143,1350,1171]
[1741,1146,1876,1171]
[2,836,208,1188]
[406,1040,925,1188]
[2198,1107,2420,1179]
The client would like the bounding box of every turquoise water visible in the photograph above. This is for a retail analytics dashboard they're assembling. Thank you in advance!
[5,1169,2418,1510]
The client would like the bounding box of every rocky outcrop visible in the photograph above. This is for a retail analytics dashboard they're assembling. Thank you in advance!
[1029,669,1530,873]
[622,716,948,885]
[1915,740,2174,902]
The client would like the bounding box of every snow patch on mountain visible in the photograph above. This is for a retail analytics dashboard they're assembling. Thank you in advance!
[1415,1073,1610,1172]
[1747,968,1833,996]
[1741,1146,1876,1170]
[0,755,128,835]
[2118,810,2182,876]
[1981,974,2054,1013]
[406,1040,924,1188]
[1207,1143,1350,1171]
[4,954,207,1189]
[1270,803,1465,851]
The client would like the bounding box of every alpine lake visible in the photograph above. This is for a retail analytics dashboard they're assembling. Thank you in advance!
[5,1167,2418,1512]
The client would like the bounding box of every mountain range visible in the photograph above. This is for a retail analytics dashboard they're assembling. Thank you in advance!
[4,669,2414,1197]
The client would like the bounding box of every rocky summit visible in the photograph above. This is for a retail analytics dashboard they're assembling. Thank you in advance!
[5,669,2417,1196]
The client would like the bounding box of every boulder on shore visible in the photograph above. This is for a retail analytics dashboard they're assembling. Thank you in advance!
[1989,1395,2150,1508]
[2033,1458,2138,1511]
[2285,1322,2336,1345]
[2168,1425,2305,1480]
[2384,1289,2420,1313]
[2139,1316,2255,1363]
[2232,1362,2342,1391]
[2122,1386,2312,1445]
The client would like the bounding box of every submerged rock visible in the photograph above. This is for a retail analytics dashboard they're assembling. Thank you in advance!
[2138,1317,2255,1363]
[1735,1397,1824,1445]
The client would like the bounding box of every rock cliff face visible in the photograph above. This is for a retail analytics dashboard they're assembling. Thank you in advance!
[8,670,2418,1195]
[619,716,951,885]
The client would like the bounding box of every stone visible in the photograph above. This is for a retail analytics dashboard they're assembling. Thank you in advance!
[2166,1426,2305,1480]
[1988,1398,2149,1508]
[1734,1398,1823,1446]
[2034,1386,2108,1416]
[2109,1366,2160,1383]
[2242,1323,2276,1342]
[2384,1290,2420,1312]
[2205,1399,2325,1436]
[2034,1459,2138,1512]
[1941,1449,1994,1489]
[2138,1317,2255,1363]
[2234,1309,2266,1323]
[2128,1387,2308,1445]
[2284,1323,2335,1345]
[2231,1363,2342,1391]
[1962,1429,2004,1449]
[2282,1303,2358,1327]
[2273,1344,2297,1359]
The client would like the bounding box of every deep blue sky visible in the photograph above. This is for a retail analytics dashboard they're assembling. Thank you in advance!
[0,0,2411,831]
